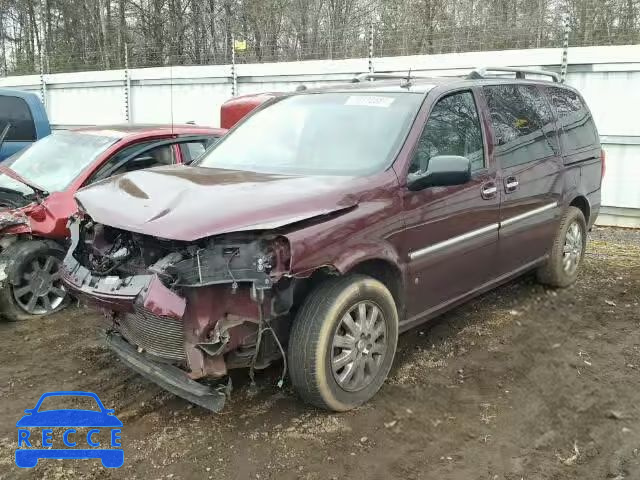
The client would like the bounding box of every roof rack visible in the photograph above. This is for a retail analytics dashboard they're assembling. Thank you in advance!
[468,66,560,82]
[353,72,415,83]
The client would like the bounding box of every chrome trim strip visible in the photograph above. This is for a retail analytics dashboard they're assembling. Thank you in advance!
[408,223,499,260]
[408,201,559,262]
[500,202,558,228]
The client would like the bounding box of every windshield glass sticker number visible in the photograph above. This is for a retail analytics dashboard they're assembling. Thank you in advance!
[15,391,123,468]
[345,96,395,108]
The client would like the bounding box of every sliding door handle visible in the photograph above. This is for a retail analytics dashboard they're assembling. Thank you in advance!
[504,176,519,193]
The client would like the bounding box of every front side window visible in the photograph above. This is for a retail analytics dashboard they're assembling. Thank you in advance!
[408,91,485,178]
[0,131,117,195]
[196,92,425,176]
[484,85,557,168]
[90,142,178,183]
[0,95,37,141]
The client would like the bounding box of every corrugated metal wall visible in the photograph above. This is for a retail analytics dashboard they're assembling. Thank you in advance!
[0,45,638,226]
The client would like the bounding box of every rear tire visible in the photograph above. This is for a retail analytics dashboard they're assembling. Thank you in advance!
[536,206,587,288]
[288,274,398,411]
[0,240,69,321]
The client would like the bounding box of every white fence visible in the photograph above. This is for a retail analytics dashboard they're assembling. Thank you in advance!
[1,45,639,227]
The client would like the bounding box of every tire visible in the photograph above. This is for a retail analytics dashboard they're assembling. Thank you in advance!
[536,206,587,288]
[0,239,69,321]
[288,274,399,411]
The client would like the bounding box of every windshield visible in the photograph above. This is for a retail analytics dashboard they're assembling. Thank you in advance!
[36,394,102,412]
[0,131,118,195]
[196,92,423,175]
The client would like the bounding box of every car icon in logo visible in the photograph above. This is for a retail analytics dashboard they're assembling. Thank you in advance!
[15,391,123,468]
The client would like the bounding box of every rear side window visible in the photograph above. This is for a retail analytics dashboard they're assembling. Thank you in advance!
[180,138,219,163]
[546,87,599,153]
[484,85,557,168]
[0,95,36,141]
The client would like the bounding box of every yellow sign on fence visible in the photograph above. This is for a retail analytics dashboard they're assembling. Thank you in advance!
[234,40,247,52]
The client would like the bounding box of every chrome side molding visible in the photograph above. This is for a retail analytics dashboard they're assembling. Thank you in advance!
[409,202,558,261]
[409,223,499,260]
[500,202,558,227]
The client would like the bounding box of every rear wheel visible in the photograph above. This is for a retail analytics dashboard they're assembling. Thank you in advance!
[288,275,398,411]
[537,206,587,288]
[0,240,69,321]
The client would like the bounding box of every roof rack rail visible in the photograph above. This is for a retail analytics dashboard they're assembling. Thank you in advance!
[353,72,415,83]
[468,66,560,82]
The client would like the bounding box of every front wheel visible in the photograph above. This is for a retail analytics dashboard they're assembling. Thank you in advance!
[537,206,587,288]
[0,240,69,321]
[288,275,399,411]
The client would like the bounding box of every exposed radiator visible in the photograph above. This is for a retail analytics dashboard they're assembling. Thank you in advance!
[117,308,186,362]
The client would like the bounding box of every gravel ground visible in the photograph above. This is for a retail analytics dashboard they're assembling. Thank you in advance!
[0,226,638,480]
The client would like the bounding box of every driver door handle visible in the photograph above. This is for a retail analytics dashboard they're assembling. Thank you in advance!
[481,181,497,200]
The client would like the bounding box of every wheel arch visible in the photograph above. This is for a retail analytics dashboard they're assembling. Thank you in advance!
[568,195,591,225]
[345,258,405,317]
[293,254,405,319]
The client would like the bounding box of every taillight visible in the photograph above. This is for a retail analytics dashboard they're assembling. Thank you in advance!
[600,149,606,179]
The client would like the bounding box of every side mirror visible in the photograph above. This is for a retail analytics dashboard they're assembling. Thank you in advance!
[408,155,472,191]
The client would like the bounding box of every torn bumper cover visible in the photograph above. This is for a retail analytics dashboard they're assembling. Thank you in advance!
[63,261,185,319]
[62,220,227,411]
[61,219,185,317]
[105,332,226,412]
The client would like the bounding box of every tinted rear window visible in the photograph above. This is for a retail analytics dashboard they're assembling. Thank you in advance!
[546,87,599,153]
[484,85,558,167]
[0,95,37,141]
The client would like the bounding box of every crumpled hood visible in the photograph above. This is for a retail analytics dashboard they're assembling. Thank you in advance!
[75,165,360,241]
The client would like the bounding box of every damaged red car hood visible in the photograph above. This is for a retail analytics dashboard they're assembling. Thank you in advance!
[75,165,360,241]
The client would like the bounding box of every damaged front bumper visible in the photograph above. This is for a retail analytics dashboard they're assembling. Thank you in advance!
[64,253,228,411]
[105,332,227,412]
[63,220,223,409]
[61,217,293,412]
[62,219,186,318]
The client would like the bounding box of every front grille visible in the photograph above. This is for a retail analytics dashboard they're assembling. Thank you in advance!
[117,308,186,362]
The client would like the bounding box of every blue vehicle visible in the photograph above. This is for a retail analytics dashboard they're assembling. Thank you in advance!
[15,391,123,468]
[0,89,51,161]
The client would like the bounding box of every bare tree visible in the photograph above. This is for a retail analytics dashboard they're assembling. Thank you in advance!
[0,0,637,76]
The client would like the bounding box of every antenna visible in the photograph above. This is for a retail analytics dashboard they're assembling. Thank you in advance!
[401,68,412,88]
[170,62,174,134]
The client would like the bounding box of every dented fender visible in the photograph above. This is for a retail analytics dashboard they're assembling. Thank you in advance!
[327,242,405,275]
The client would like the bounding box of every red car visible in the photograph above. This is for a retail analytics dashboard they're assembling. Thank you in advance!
[63,70,603,412]
[0,124,224,320]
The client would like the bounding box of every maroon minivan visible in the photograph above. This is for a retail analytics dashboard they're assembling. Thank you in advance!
[62,68,603,412]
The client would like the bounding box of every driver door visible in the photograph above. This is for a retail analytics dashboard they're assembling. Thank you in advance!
[400,89,500,327]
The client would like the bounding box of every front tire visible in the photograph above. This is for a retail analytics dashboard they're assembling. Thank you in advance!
[0,240,69,321]
[288,275,399,411]
[537,206,587,288]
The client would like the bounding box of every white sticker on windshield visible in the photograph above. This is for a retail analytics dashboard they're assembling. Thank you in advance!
[345,96,395,108]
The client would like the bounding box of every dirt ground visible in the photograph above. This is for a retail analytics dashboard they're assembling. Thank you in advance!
[0,226,638,480]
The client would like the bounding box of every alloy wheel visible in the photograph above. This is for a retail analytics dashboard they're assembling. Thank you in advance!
[331,301,388,392]
[562,221,583,275]
[12,255,66,315]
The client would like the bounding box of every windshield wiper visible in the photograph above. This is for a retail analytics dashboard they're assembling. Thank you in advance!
[0,165,49,201]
